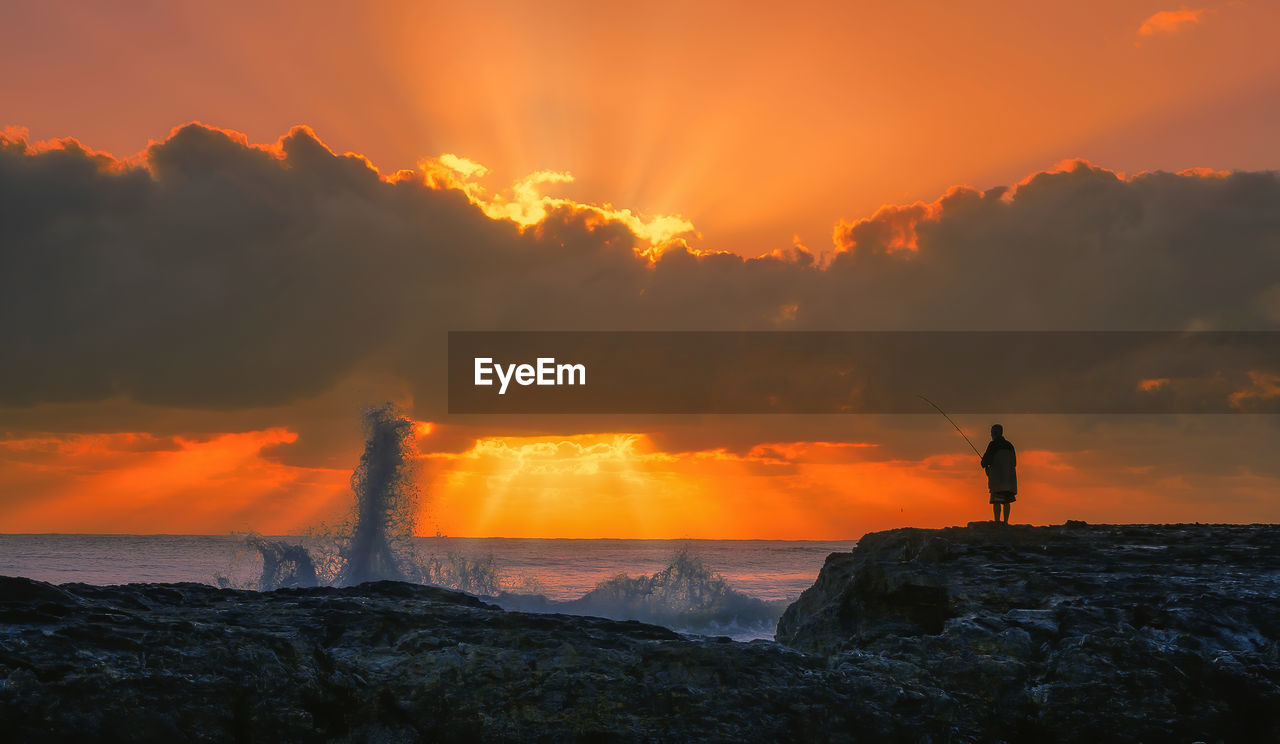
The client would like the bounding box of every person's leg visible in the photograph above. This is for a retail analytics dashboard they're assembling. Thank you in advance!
[992,503,1000,522]
[1002,503,1011,523]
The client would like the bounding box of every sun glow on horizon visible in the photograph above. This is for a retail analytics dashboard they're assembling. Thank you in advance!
[420,432,1000,540]
[0,422,1270,537]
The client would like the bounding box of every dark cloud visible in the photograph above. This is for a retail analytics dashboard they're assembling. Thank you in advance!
[822,164,1280,330]
[2,126,1279,478]
[2,125,517,408]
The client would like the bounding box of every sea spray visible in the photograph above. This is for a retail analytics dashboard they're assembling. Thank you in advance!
[233,408,783,640]
[234,403,427,590]
[248,535,319,588]
[421,551,502,595]
[337,404,420,585]
[239,404,503,594]
[216,533,323,590]
[494,546,786,638]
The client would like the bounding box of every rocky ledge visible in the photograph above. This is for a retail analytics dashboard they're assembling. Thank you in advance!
[1,523,1277,742]
[778,522,1280,741]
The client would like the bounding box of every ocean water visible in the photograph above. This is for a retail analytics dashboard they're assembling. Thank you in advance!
[0,535,855,640]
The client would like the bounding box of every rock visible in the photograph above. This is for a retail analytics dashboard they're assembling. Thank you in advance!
[0,576,931,742]
[777,522,1280,741]
[0,523,1276,742]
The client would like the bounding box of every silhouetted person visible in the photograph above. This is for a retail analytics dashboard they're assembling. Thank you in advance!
[981,423,1016,523]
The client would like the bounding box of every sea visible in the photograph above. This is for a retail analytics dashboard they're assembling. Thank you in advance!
[0,535,856,641]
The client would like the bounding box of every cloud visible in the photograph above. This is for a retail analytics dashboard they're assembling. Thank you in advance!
[423,152,695,251]
[1230,370,1280,409]
[2,127,1279,421]
[1138,7,1208,37]
[832,199,938,255]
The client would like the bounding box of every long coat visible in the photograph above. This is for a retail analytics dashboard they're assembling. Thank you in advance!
[981,439,1017,495]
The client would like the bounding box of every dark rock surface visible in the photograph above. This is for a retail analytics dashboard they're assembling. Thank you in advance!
[1,523,1277,742]
[778,522,1280,742]
[0,578,929,742]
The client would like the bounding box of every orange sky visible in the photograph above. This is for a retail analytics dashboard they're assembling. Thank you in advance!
[4,417,1275,538]
[2,2,1279,537]
[4,1,1279,258]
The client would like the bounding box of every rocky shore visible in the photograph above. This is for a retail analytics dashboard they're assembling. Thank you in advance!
[778,521,1280,741]
[2,522,1277,742]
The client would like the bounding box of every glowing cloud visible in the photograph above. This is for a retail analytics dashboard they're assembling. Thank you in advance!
[832,200,942,255]
[426,153,696,251]
[1229,370,1280,410]
[1138,8,1208,37]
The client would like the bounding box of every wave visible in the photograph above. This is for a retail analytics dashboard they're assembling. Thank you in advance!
[223,405,784,640]
[247,535,318,589]
[338,403,419,585]
[491,547,786,640]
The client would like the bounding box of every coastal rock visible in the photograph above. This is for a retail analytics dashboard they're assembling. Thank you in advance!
[1,523,1277,742]
[0,577,938,742]
[777,522,1280,741]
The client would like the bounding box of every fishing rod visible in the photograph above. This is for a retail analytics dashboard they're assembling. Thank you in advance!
[918,395,982,458]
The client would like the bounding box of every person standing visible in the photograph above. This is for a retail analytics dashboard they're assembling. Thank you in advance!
[981,424,1017,523]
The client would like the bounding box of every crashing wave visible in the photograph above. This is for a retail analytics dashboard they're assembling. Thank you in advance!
[337,404,419,585]
[493,547,785,639]
[249,535,319,589]
[229,405,782,640]
[230,404,423,591]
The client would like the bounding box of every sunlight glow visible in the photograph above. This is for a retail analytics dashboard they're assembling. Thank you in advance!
[424,154,696,251]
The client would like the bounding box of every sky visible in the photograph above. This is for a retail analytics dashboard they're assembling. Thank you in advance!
[1,1,1279,537]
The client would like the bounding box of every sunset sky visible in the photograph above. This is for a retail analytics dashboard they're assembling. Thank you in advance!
[2,1,1279,537]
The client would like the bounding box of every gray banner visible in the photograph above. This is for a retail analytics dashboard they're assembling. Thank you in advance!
[447,331,1280,414]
